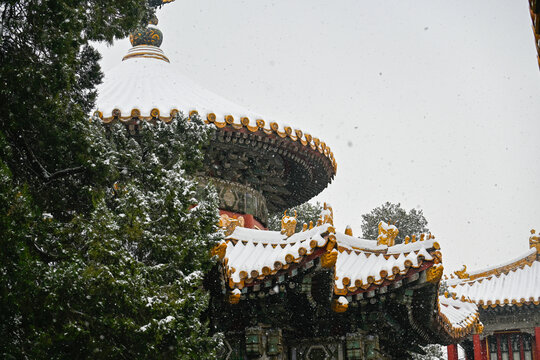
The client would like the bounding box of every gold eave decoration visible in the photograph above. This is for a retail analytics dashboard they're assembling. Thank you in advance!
[477,297,540,309]
[465,251,537,281]
[95,110,338,173]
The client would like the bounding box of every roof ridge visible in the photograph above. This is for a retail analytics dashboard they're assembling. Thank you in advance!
[466,248,537,281]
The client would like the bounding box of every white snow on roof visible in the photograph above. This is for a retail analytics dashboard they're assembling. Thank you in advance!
[450,259,540,307]
[438,295,480,330]
[226,223,332,245]
[222,225,440,290]
[224,226,328,284]
[96,48,264,124]
[335,231,439,254]
[334,244,434,291]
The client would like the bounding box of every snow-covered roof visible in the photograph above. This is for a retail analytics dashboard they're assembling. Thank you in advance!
[437,294,482,338]
[223,224,330,285]
[96,47,264,122]
[215,222,442,294]
[449,248,540,308]
[212,216,481,342]
[334,243,435,295]
[95,44,337,172]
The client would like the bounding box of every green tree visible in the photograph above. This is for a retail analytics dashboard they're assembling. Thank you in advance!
[361,202,428,244]
[267,202,323,231]
[410,344,445,360]
[1,1,221,358]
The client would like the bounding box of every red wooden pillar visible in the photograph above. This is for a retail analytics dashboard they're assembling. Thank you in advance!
[507,335,513,360]
[473,334,483,360]
[519,333,525,360]
[447,344,459,360]
[481,337,488,360]
[535,327,540,360]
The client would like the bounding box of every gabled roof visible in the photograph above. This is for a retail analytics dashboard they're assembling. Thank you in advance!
[212,214,481,343]
[449,247,540,308]
[334,232,440,296]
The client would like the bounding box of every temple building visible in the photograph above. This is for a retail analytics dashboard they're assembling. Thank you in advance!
[95,11,482,360]
[446,232,540,360]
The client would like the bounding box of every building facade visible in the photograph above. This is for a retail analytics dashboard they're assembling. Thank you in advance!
[447,232,540,360]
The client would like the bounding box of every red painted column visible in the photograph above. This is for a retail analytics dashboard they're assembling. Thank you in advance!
[481,337,488,360]
[535,327,540,360]
[473,334,483,360]
[447,344,459,360]
[519,333,525,360]
[497,334,502,360]
[507,335,513,360]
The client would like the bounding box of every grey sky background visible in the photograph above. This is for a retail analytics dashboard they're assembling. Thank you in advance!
[97,0,540,273]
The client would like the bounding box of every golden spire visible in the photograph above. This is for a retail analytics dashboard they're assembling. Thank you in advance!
[123,15,170,63]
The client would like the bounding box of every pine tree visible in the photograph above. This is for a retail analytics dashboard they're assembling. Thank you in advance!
[410,344,446,360]
[361,202,429,244]
[267,202,323,231]
[1,2,222,358]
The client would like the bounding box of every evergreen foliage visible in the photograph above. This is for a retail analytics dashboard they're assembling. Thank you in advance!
[1,1,221,358]
[361,202,429,244]
[410,344,446,360]
[267,202,323,231]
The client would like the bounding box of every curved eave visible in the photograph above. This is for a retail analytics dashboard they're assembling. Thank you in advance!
[96,111,337,174]
[435,294,483,343]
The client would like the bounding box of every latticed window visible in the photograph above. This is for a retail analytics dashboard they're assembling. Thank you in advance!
[487,332,534,360]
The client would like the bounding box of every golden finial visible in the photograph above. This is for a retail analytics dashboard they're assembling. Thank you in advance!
[302,223,308,232]
[309,221,314,230]
[218,214,244,236]
[377,221,399,247]
[281,210,297,237]
[426,265,444,284]
[454,265,469,279]
[344,225,353,236]
[404,235,410,244]
[530,229,540,253]
[317,203,334,226]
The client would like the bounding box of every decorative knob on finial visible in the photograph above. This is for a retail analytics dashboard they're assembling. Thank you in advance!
[129,16,163,47]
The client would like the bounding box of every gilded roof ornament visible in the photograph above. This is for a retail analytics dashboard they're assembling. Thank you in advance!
[427,265,444,284]
[219,214,245,236]
[281,210,297,237]
[454,265,469,279]
[376,221,398,247]
[129,14,163,47]
[317,203,334,226]
[529,229,540,253]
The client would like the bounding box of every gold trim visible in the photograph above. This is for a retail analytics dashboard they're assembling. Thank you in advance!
[122,52,170,63]
[99,111,337,172]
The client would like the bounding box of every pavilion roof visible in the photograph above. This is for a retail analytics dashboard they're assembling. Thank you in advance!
[448,246,540,309]
[212,209,482,343]
[94,45,337,172]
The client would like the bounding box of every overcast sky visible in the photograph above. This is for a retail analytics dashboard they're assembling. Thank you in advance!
[97,0,540,273]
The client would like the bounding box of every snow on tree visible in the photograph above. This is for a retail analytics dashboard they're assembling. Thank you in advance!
[410,344,446,360]
[0,1,222,357]
[361,202,429,244]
